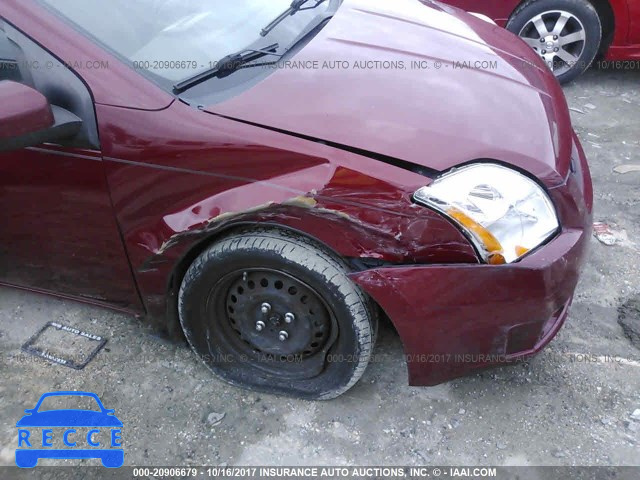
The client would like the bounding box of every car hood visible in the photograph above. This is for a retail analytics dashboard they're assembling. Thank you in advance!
[16,410,123,427]
[206,0,573,185]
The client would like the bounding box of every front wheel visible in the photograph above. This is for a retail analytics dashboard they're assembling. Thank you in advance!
[178,228,377,400]
[507,0,602,84]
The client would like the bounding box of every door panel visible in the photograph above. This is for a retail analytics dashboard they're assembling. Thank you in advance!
[629,0,640,44]
[0,146,142,310]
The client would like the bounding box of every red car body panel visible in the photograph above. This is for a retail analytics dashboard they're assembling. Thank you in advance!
[0,0,593,386]
[0,144,143,311]
[96,100,479,327]
[209,0,573,186]
[439,0,640,60]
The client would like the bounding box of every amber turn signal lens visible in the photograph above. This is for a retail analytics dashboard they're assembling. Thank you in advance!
[515,245,530,257]
[488,253,506,265]
[447,208,505,261]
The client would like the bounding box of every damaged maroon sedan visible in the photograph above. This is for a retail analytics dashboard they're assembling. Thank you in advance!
[0,0,592,399]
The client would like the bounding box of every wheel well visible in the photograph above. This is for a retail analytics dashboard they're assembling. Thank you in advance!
[163,223,257,339]
[509,0,615,53]
[162,222,386,338]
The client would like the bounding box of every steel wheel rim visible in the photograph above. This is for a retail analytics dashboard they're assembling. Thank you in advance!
[206,267,338,379]
[518,10,587,76]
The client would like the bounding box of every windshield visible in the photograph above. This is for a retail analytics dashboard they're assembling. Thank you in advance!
[40,0,333,82]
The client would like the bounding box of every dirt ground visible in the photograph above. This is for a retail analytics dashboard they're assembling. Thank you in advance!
[1,67,639,470]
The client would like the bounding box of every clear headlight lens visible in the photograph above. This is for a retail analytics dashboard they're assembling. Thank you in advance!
[413,164,559,264]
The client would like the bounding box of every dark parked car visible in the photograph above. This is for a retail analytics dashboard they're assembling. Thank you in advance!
[437,0,640,83]
[0,0,592,399]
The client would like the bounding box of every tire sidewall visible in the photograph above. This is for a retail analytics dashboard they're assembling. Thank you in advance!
[178,234,371,400]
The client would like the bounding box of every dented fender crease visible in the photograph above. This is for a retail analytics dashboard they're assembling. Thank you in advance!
[135,166,479,273]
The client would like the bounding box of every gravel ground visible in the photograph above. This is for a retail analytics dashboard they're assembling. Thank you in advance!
[1,67,639,470]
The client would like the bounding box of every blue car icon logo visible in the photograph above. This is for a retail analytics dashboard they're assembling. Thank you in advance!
[15,391,123,468]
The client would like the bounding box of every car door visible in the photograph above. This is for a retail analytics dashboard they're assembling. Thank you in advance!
[0,18,142,311]
[628,0,640,45]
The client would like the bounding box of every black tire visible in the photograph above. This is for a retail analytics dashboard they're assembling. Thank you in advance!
[178,228,376,400]
[507,0,602,84]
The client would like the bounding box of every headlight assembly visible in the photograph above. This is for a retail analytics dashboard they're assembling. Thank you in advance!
[413,163,559,264]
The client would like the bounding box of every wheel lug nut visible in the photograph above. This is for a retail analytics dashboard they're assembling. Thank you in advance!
[540,38,545,43]
[260,302,271,314]
[255,320,265,332]
[284,313,295,324]
[553,35,558,40]
[554,47,559,52]
[278,331,289,341]
[542,50,547,54]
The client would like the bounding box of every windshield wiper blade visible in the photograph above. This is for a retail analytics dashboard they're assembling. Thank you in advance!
[174,43,280,93]
[261,0,327,37]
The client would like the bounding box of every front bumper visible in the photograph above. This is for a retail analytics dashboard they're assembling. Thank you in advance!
[350,133,593,386]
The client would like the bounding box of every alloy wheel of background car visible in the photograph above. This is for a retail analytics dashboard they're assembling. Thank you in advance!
[178,228,377,400]
[507,0,602,84]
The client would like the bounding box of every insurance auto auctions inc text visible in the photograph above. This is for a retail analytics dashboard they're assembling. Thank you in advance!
[215,466,498,478]
[262,59,499,70]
